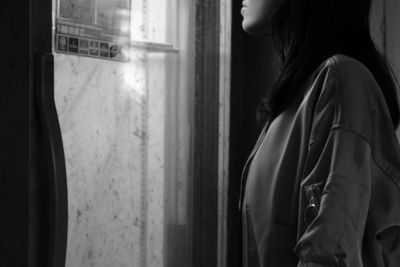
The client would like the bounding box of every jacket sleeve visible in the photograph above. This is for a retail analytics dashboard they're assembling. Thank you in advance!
[294,58,375,267]
[295,56,400,266]
[294,127,372,267]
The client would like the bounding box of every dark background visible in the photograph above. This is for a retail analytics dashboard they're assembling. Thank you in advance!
[228,2,279,267]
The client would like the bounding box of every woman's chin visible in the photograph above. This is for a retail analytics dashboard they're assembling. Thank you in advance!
[242,19,256,34]
[242,20,269,35]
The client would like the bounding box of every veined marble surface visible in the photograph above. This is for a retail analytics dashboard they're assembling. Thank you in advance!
[54,53,147,267]
[52,0,190,266]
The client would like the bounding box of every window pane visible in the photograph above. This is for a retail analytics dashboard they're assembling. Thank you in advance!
[53,0,192,266]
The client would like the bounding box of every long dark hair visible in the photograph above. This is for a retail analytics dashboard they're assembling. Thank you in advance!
[257,0,400,128]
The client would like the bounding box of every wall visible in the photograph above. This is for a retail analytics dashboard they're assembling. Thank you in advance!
[53,1,169,266]
[53,0,188,266]
[54,53,146,267]
[372,0,400,138]
[386,0,400,141]
[386,0,400,85]
[0,2,30,266]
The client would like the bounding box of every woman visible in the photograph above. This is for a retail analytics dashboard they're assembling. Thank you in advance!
[240,0,400,266]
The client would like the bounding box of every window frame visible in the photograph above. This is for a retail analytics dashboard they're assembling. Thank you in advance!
[191,1,231,267]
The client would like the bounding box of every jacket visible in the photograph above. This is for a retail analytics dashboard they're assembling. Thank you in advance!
[241,54,400,267]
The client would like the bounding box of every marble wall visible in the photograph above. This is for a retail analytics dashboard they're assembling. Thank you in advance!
[372,0,400,139]
[52,0,179,265]
[54,53,148,267]
[54,46,173,267]
[385,0,400,139]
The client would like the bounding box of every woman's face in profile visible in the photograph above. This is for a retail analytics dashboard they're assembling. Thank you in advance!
[241,0,277,35]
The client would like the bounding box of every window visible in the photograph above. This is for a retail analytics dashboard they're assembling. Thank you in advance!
[53,0,231,266]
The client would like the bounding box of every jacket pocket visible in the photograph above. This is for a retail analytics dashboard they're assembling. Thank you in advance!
[304,181,326,227]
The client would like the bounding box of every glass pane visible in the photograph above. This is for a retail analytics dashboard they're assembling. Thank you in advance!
[53,0,192,266]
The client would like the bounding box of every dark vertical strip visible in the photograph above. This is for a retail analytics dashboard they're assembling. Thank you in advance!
[382,0,388,57]
[30,83,51,267]
[0,2,30,266]
[227,1,245,266]
[30,0,53,265]
[228,2,279,267]
[34,54,69,267]
[30,0,69,266]
[192,1,220,267]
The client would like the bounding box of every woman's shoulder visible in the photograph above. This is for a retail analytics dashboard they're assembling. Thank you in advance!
[309,54,387,131]
[317,54,378,93]
[306,54,380,112]
[313,54,378,90]
[328,54,371,72]
[319,54,373,75]
[308,54,400,187]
